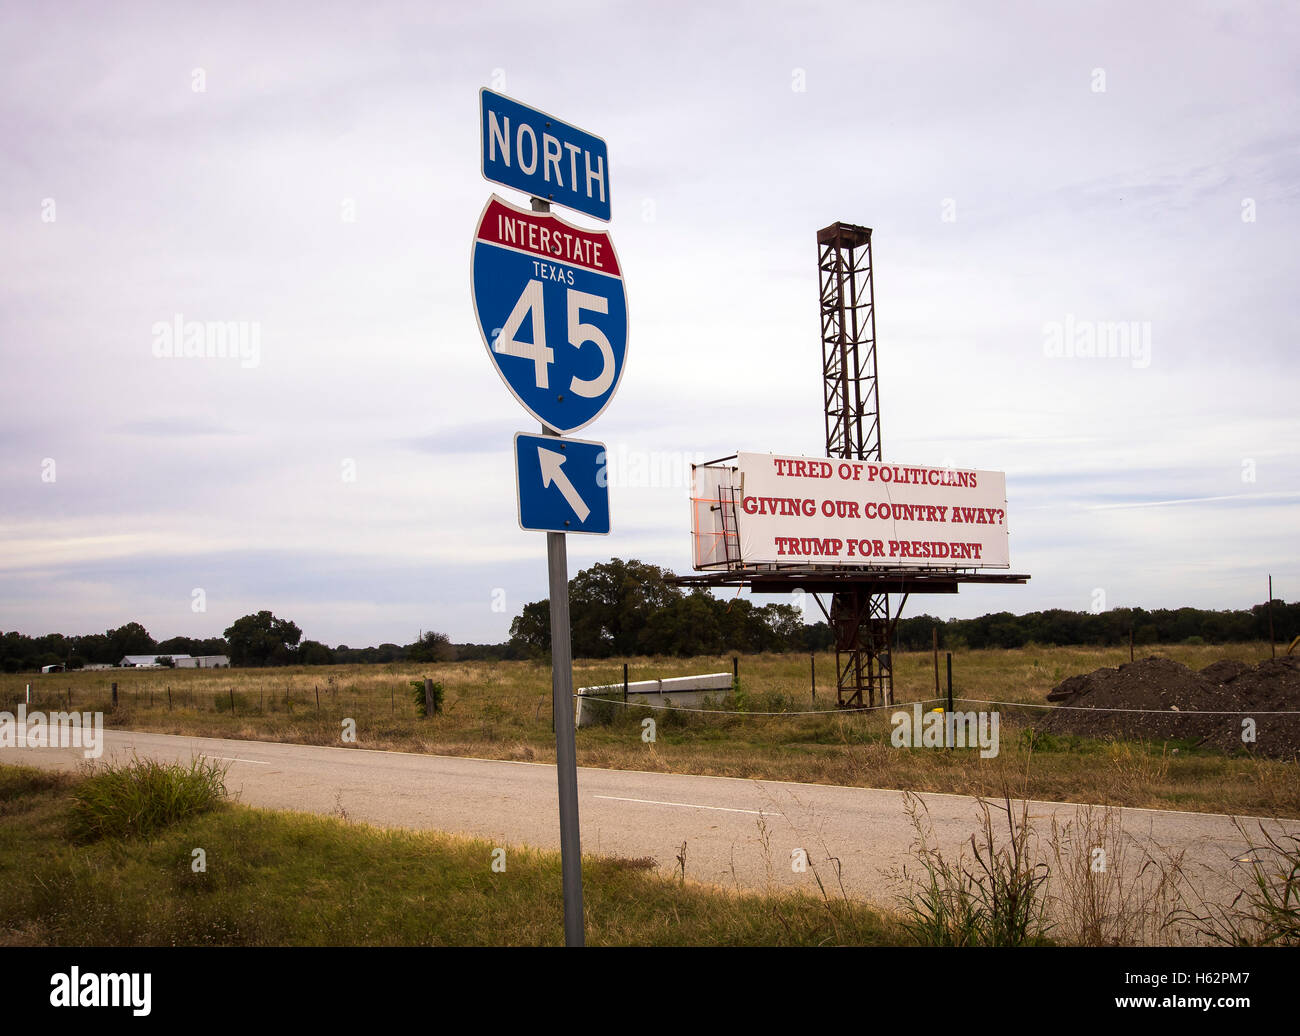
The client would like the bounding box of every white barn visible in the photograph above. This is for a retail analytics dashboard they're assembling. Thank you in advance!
[175,655,229,668]
[119,654,175,668]
[118,654,230,668]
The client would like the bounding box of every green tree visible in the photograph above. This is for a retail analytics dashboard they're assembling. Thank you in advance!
[509,559,683,658]
[758,602,803,651]
[641,591,724,656]
[509,600,552,655]
[73,633,112,665]
[155,636,196,656]
[105,622,155,660]
[569,558,683,657]
[222,611,302,667]
[297,640,335,665]
[409,630,455,663]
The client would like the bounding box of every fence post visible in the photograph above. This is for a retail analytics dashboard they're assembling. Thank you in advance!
[229,688,235,715]
[810,652,816,701]
[732,656,739,688]
[623,663,629,703]
[167,686,172,711]
[1268,575,1275,659]
[933,627,940,698]
[424,677,434,717]
[315,685,320,712]
[111,682,117,708]
[945,653,953,714]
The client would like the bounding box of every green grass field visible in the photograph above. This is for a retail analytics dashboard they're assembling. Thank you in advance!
[4,641,1294,817]
[0,764,901,947]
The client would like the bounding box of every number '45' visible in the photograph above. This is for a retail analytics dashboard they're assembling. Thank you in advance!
[494,281,614,397]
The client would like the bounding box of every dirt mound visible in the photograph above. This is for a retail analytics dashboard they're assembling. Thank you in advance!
[1041,656,1300,758]
[1198,659,1251,684]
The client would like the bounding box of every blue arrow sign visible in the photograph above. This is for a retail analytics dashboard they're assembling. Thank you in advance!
[480,89,611,222]
[472,194,628,435]
[515,433,610,535]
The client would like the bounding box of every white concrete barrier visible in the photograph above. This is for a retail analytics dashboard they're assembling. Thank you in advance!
[575,672,733,726]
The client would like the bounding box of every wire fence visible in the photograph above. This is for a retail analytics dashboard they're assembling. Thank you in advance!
[0,682,427,719]
[573,693,1300,718]
[6,678,1298,721]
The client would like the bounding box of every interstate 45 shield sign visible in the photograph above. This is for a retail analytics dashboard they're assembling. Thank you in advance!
[471,194,628,435]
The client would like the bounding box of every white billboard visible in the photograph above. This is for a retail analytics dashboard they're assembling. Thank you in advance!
[692,452,1010,570]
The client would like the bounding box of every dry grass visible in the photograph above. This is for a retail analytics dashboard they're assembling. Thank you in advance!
[1046,803,1188,946]
[4,760,1291,947]
[1169,817,1300,945]
[4,642,1294,817]
[0,763,903,947]
[892,788,1053,946]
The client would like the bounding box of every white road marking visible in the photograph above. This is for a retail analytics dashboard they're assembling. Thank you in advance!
[211,756,271,765]
[595,794,773,816]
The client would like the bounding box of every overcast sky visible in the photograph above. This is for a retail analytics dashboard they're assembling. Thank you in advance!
[2,0,1297,647]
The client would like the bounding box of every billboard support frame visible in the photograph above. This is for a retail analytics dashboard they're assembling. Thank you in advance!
[671,221,1030,709]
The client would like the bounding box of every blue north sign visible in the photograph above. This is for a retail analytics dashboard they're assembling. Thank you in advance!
[480,89,611,222]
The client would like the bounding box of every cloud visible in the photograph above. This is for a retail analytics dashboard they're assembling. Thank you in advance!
[0,1,1297,642]
[1087,491,1300,511]
[115,418,242,437]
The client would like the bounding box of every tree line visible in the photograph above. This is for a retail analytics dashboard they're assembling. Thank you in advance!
[0,623,230,673]
[3,560,1295,672]
[896,601,1297,652]
[0,612,462,673]
[507,559,1298,657]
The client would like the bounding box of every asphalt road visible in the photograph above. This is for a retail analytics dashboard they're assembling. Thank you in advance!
[4,729,1293,910]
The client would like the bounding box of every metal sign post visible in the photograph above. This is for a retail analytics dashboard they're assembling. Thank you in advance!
[533,195,586,947]
[544,425,585,947]
[530,181,587,941]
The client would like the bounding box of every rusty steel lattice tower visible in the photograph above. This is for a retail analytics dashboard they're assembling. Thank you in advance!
[674,222,1027,705]
[818,222,895,707]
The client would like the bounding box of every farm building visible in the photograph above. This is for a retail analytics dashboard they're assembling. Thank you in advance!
[40,664,65,673]
[119,654,171,668]
[175,655,229,668]
[117,654,230,668]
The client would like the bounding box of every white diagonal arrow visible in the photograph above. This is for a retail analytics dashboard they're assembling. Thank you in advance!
[537,446,591,522]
